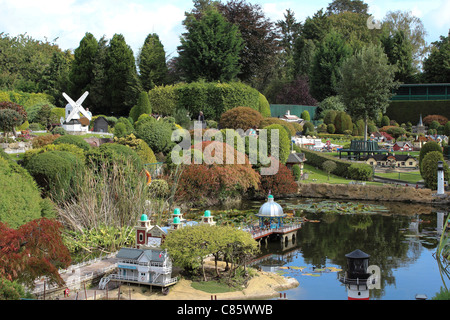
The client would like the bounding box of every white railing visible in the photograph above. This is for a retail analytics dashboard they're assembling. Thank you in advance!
[110,274,177,286]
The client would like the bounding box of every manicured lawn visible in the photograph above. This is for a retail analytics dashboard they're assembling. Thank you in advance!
[301,164,381,185]
[190,280,238,293]
[374,171,423,184]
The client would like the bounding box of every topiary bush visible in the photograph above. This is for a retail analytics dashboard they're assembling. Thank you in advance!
[419,141,442,175]
[114,134,157,164]
[0,153,45,228]
[347,163,373,181]
[135,120,174,154]
[264,124,291,164]
[219,106,263,131]
[53,135,91,151]
[25,150,84,202]
[421,151,449,190]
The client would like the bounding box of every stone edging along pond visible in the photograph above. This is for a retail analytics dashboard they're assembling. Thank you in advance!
[296,183,450,206]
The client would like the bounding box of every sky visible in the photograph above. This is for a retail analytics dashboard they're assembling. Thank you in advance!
[0,0,449,58]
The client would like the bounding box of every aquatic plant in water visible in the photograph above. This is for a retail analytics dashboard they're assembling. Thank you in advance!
[285,200,389,215]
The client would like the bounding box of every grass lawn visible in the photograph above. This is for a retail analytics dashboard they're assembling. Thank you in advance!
[301,164,381,185]
[190,280,238,293]
[374,171,423,184]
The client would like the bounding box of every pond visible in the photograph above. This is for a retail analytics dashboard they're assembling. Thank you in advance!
[215,197,449,300]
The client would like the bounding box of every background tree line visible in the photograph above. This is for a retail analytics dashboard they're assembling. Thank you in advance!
[0,0,448,118]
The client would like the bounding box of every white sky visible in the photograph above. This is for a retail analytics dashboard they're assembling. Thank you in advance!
[0,0,448,58]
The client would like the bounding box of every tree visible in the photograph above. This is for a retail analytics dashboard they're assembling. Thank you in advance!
[0,109,23,138]
[382,10,429,70]
[218,0,278,88]
[423,31,450,83]
[69,32,99,107]
[129,92,151,122]
[338,44,399,141]
[219,106,263,131]
[105,34,141,116]
[0,218,71,289]
[310,30,352,101]
[138,33,168,91]
[322,160,337,181]
[381,30,415,82]
[89,36,109,115]
[293,37,316,78]
[421,151,449,190]
[326,0,369,15]
[178,9,243,82]
[275,76,317,106]
[276,9,302,79]
[419,141,442,175]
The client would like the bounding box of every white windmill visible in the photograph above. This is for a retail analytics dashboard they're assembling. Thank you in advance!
[62,92,92,134]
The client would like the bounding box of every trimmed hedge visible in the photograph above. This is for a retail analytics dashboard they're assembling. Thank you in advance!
[299,147,373,181]
[147,81,266,121]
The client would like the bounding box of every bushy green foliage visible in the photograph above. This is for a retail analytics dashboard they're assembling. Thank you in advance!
[25,150,84,202]
[419,141,442,174]
[148,84,181,116]
[264,124,290,164]
[292,164,301,181]
[299,147,372,180]
[85,143,142,171]
[421,151,449,190]
[135,120,174,154]
[260,117,296,137]
[114,134,157,164]
[333,111,353,134]
[302,121,315,135]
[219,107,263,131]
[23,143,86,167]
[53,135,91,151]
[347,163,373,181]
[129,92,152,122]
[0,154,45,229]
[301,110,311,121]
[148,179,170,199]
[258,93,271,117]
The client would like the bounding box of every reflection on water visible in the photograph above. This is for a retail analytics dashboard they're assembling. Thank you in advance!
[229,197,447,300]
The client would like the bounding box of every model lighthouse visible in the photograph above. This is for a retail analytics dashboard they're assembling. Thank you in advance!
[339,249,372,300]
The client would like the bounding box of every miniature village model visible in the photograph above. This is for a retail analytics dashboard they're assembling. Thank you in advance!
[98,208,216,294]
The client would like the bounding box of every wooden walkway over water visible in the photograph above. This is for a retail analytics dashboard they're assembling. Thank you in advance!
[246,224,302,241]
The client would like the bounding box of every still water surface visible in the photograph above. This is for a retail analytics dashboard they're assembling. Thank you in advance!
[233,197,448,300]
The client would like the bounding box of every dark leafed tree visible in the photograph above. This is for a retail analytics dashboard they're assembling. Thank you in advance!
[301,9,332,45]
[276,9,302,80]
[89,36,109,115]
[381,30,416,83]
[177,8,243,82]
[69,32,98,107]
[138,33,168,92]
[105,34,142,116]
[310,30,352,101]
[423,31,450,83]
[218,0,279,89]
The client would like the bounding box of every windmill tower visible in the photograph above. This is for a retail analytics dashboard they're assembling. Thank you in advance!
[61,92,92,134]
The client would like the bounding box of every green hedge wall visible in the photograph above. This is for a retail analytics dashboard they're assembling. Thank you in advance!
[147,81,267,121]
[299,147,373,181]
[386,100,450,124]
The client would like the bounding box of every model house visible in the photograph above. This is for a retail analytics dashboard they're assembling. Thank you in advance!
[362,153,418,168]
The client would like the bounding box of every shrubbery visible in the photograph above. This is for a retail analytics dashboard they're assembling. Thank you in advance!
[0,152,48,228]
[148,81,265,121]
[299,147,373,180]
[135,119,174,154]
[219,106,263,131]
[85,143,142,171]
[53,135,91,151]
[421,151,449,190]
[25,150,84,202]
[114,134,157,164]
